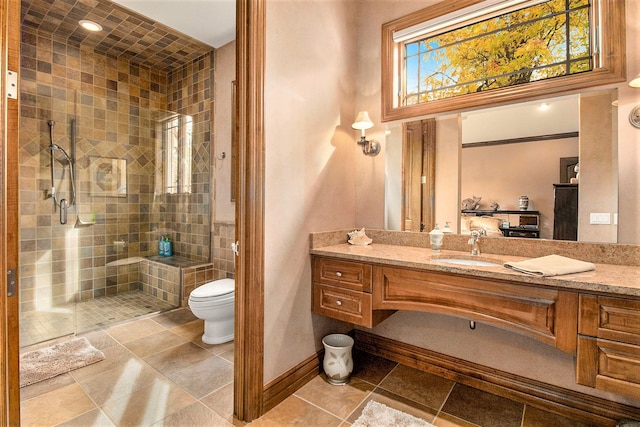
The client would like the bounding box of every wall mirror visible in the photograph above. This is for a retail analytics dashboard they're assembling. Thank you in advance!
[384,88,619,244]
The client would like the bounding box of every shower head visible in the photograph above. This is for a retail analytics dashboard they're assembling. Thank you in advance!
[48,120,55,127]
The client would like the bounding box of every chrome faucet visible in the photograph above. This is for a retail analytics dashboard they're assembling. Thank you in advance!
[469,229,486,256]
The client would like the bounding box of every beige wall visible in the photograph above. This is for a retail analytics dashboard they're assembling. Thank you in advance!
[211,41,236,281]
[214,41,236,224]
[263,0,640,406]
[264,0,359,382]
[617,0,640,244]
[578,91,618,243]
[354,1,433,228]
[434,116,461,231]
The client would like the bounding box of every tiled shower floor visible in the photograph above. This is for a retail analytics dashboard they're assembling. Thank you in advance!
[19,290,176,347]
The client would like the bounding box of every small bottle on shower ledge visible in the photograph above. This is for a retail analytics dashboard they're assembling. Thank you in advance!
[164,236,172,257]
[159,236,165,256]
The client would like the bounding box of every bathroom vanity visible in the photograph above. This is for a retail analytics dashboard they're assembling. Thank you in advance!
[310,232,640,416]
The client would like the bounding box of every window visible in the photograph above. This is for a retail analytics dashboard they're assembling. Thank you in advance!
[404,0,590,105]
[382,0,625,121]
[162,114,192,194]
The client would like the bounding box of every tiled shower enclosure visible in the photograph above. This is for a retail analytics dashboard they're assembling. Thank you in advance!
[18,1,217,346]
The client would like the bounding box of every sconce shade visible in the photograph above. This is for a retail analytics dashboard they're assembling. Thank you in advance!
[630,73,640,88]
[352,111,374,130]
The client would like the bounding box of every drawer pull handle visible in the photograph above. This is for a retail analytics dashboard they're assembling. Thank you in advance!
[335,272,343,277]
[335,300,343,306]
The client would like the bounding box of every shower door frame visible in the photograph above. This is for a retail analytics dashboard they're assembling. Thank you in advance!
[1,0,22,423]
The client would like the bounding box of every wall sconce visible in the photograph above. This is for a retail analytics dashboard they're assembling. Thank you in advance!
[629,73,640,129]
[352,111,381,156]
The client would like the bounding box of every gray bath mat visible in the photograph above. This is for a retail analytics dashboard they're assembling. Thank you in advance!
[20,337,105,387]
[352,401,436,427]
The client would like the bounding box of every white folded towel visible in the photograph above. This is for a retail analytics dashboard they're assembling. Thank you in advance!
[503,254,595,277]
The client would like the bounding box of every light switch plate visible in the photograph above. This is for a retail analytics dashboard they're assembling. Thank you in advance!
[590,213,611,225]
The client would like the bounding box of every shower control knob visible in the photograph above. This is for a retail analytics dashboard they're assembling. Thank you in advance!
[335,300,342,306]
[335,272,342,277]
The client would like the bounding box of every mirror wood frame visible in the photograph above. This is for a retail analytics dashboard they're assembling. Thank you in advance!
[381,0,626,122]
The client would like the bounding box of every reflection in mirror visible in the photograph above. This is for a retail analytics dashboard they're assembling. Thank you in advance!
[384,89,618,244]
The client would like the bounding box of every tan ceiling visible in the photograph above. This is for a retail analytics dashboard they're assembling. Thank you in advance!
[21,0,214,72]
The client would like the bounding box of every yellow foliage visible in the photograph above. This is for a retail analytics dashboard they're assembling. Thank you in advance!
[405,0,590,102]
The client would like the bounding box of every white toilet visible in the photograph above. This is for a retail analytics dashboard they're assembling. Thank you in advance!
[188,278,235,344]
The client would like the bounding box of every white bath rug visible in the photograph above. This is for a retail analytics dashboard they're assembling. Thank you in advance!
[352,400,436,427]
[20,337,105,387]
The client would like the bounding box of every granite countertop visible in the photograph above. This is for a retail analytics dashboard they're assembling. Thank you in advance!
[310,243,640,297]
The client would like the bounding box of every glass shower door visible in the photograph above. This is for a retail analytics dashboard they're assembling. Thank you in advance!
[18,84,79,347]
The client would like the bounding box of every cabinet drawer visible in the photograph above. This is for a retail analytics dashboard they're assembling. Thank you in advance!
[577,336,640,399]
[579,295,640,345]
[313,283,372,327]
[313,258,372,292]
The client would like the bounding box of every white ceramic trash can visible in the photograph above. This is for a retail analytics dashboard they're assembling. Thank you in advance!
[322,334,354,385]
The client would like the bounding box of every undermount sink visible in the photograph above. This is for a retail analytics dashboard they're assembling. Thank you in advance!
[433,256,503,268]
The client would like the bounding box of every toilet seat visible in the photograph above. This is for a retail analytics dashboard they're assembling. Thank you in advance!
[189,278,235,301]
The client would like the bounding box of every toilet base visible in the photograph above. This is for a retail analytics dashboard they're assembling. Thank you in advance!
[202,332,234,345]
[202,318,234,345]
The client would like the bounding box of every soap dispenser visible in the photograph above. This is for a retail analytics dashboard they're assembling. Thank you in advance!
[429,224,444,252]
[442,222,453,234]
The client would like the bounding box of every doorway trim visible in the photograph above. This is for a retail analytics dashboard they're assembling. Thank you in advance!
[234,0,265,422]
[1,0,22,423]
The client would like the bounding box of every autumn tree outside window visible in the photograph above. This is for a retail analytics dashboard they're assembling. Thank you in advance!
[381,0,626,122]
[404,0,590,105]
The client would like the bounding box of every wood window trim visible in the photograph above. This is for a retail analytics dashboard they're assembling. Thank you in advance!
[381,0,627,122]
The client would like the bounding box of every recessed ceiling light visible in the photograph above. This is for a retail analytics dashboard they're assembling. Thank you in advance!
[538,103,550,111]
[79,20,102,32]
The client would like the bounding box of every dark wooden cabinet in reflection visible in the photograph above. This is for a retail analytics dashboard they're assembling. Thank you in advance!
[553,184,578,241]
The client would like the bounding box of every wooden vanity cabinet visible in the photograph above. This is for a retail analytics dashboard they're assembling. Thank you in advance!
[311,256,578,353]
[373,266,578,354]
[577,295,640,399]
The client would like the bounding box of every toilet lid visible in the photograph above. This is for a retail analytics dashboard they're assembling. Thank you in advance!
[190,278,235,299]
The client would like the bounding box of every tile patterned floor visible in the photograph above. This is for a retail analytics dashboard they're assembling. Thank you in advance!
[251,351,591,427]
[20,308,235,426]
[20,308,591,426]
[20,291,177,347]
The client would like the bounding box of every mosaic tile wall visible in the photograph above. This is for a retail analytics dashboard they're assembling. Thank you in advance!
[212,221,235,280]
[140,259,181,306]
[158,52,214,261]
[181,264,215,306]
[18,25,213,312]
[179,220,234,306]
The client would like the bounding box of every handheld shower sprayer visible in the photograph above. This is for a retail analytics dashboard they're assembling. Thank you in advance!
[46,119,77,223]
